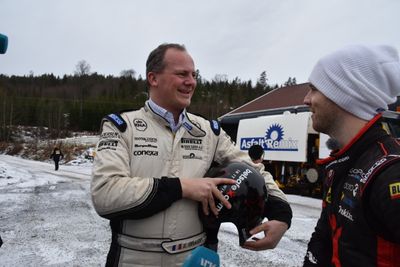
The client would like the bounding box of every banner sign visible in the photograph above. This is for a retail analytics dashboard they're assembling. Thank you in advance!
[236,112,312,162]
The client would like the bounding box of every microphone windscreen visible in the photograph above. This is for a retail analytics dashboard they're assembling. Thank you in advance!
[182,246,220,267]
[0,34,8,54]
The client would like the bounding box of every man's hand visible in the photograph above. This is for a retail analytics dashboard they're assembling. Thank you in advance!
[242,220,288,251]
[180,177,235,216]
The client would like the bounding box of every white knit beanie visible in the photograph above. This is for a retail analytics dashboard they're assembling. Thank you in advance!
[308,45,400,120]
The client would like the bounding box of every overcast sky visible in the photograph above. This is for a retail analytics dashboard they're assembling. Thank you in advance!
[1,0,399,85]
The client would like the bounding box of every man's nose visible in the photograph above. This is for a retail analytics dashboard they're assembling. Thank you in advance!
[303,90,312,105]
[185,75,196,86]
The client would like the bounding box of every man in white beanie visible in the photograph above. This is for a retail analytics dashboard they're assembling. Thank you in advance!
[303,45,400,266]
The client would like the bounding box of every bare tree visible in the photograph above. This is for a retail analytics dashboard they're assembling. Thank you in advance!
[73,60,91,120]
[212,74,228,83]
[74,60,91,76]
[120,69,136,78]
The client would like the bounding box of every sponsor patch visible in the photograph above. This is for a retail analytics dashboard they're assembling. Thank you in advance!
[133,119,147,131]
[338,205,353,221]
[343,182,355,192]
[181,144,203,151]
[181,138,202,144]
[326,155,350,169]
[183,153,202,160]
[100,132,121,139]
[360,157,387,184]
[133,150,158,156]
[343,182,359,197]
[210,120,220,136]
[181,138,203,151]
[134,137,157,143]
[106,113,127,132]
[109,114,124,125]
[348,168,363,181]
[182,121,192,131]
[389,182,400,200]
[98,140,118,151]
[325,187,332,204]
[161,233,206,254]
[135,144,158,149]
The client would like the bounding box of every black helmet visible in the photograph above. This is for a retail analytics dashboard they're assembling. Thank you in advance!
[200,161,268,246]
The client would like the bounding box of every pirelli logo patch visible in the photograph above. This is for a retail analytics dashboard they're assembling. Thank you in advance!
[389,182,400,200]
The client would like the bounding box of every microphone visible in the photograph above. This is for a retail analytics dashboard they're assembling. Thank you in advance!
[182,246,220,267]
[0,34,8,54]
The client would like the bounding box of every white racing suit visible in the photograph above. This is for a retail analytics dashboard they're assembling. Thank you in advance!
[91,102,289,266]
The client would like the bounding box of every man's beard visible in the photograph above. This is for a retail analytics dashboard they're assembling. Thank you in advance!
[326,137,340,152]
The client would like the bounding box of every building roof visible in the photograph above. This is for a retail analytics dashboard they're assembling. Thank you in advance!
[221,83,311,118]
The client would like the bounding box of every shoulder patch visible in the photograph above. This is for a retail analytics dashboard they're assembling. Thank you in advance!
[105,113,127,132]
[389,182,400,200]
[209,120,220,136]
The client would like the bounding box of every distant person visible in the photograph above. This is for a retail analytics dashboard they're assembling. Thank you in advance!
[50,147,63,171]
[86,147,95,162]
[248,144,264,164]
[303,45,400,266]
[91,43,292,266]
[248,144,276,181]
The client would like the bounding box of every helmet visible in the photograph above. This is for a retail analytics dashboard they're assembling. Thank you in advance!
[200,161,268,245]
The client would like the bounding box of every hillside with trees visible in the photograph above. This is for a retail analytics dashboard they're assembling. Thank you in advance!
[0,62,297,141]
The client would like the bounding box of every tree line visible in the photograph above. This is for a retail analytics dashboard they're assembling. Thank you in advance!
[0,64,297,141]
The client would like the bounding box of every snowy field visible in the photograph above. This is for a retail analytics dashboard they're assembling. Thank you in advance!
[0,154,322,267]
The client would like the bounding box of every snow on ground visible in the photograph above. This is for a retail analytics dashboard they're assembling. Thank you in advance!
[0,154,322,267]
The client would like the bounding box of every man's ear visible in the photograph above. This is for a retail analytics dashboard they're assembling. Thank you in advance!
[147,72,158,87]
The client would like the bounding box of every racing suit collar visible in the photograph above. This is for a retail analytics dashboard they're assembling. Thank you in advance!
[144,101,206,137]
[147,99,184,133]
[318,113,385,165]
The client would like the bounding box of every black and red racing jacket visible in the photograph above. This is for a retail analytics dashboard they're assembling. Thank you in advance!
[304,114,400,267]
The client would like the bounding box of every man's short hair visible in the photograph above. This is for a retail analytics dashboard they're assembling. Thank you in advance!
[248,144,264,161]
[145,43,186,86]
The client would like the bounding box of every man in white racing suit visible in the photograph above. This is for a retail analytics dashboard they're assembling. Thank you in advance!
[91,43,292,266]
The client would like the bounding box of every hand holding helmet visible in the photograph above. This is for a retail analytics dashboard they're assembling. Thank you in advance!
[181,177,235,216]
[200,161,268,246]
[242,219,289,251]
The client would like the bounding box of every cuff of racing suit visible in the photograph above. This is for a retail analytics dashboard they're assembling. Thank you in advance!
[98,177,183,220]
[160,176,182,200]
[264,195,293,229]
